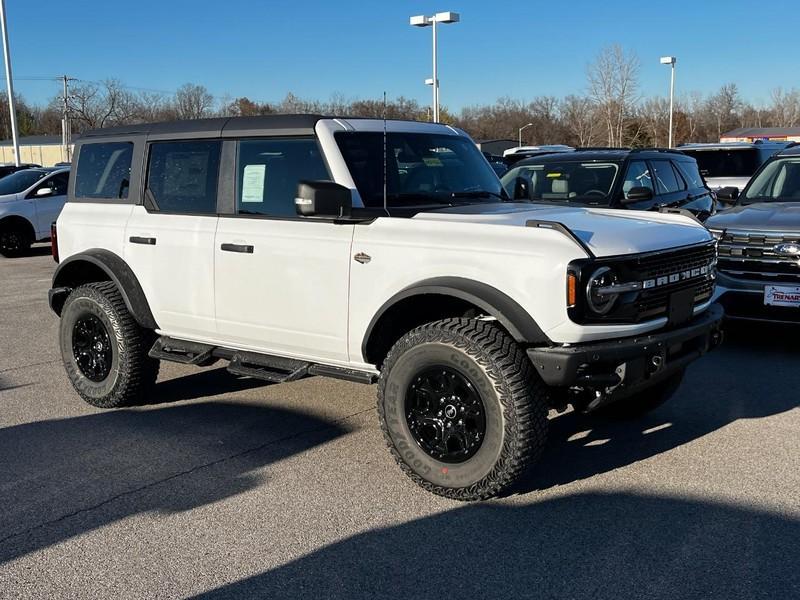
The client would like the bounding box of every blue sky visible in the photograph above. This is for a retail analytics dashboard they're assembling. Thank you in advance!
[5,0,799,110]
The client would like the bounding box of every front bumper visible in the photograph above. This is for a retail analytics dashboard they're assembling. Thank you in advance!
[714,272,800,324]
[527,303,724,393]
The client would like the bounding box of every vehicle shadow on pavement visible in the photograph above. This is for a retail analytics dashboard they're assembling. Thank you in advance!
[516,320,799,494]
[191,491,799,600]
[144,366,269,404]
[0,392,349,564]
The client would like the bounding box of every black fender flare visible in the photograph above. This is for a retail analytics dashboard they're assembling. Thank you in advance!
[49,249,158,330]
[361,276,550,359]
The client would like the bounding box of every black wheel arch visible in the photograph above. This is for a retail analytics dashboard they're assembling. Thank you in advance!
[49,249,158,330]
[362,276,550,366]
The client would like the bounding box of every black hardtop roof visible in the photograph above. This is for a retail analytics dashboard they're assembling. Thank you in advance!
[80,114,326,139]
[514,147,689,165]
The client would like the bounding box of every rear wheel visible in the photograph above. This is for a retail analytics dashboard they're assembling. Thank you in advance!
[377,318,549,501]
[0,225,32,257]
[59,282,160,408]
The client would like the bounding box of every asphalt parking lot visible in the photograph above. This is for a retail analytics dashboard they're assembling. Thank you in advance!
[0,246,798,599]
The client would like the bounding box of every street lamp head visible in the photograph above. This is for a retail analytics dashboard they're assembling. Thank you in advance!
[410,14,430,27]
[433,11,460,23]
[660,56,676,65]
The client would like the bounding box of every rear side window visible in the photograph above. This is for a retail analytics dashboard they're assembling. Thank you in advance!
[682,149,760,178]
[652,160,682,194]
[146,140,221,214]
[75,142,133,199]
[236,138,329,216]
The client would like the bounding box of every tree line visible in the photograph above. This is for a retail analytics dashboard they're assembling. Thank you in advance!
[2,45,799,148]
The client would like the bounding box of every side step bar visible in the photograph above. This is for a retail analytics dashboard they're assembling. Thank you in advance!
[227,351,309,383]
[148,336,376,385]
[149,337,217,366]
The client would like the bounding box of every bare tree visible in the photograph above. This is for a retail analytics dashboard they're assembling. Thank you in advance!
[639,97,670,147]
[706,83,741,140]
[68,79,138,131]
[174,83,215,120]
[587,44,640,147]
[770,88,800,127]
[559,95,596,147]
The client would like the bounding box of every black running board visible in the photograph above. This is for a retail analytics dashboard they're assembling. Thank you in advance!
[148,336,376,385]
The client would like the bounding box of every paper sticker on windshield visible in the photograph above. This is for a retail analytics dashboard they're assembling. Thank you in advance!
[423,157,443,167]
[546,172,563,178]
[241,164,266,202]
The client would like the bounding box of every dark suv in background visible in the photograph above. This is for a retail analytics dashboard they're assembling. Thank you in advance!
[679,141,791,192]
[500,148,715,220]
[706,145,800,323]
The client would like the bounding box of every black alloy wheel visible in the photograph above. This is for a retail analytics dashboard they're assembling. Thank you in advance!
[405,367,486,463]
[71,314,114,382]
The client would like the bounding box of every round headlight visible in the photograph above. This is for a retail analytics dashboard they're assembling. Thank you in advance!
[586,266,619,315]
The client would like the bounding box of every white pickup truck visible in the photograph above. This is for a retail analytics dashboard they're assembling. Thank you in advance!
[48,116,722,500]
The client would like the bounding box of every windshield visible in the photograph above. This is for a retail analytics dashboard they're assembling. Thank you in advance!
[500,160,619,205]
[681,149,760,179]
[0,170,47,195]
[742,157,800,203]
[335,132,504,207]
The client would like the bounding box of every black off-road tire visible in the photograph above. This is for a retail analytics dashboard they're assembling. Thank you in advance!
[0,226,32,257]
[59,282,160,408]
[377,318,550,501]
[600,369,685,419]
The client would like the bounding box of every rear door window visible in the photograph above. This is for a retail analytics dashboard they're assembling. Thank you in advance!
[75,142,133,199]
[145,140,221,214]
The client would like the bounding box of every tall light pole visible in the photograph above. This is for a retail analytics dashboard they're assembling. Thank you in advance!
[410,11,460,123]
[0,0,20,166]
[660,56,677,148]
[518,122,533,147]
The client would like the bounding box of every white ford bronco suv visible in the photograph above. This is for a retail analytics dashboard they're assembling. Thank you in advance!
[49,115,723,500]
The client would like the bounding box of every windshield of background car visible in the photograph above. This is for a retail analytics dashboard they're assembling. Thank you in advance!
[743,157,800,203]
[500,161,619,205]
[335,132,504,207]
[0,170,47,195]
[682,149,760,178]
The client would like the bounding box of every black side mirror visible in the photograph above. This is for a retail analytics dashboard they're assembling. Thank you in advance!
[716,186,739,203]
[513,177,529,200]
[295,180,352,218]
[622,186,653,203]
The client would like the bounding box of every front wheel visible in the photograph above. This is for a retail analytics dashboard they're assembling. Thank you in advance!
[377,318,550,501]
[59,282,160,408]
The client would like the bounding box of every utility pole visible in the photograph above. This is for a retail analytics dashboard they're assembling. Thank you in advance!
[61,75,75,162]
[0,0,20,166]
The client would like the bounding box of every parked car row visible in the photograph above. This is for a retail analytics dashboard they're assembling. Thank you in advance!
[0,166,70,256]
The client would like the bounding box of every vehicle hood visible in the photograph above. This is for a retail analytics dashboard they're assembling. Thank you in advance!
[413,202,711,257]
[706,202,800,232]
[704,176,751,191]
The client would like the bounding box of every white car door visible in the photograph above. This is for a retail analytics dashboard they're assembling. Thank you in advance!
[124,139,220,341]
[214,137,354,363]
[29,171,69,238]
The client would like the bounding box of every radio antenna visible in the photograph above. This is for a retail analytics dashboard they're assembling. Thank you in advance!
[382,91,388,214]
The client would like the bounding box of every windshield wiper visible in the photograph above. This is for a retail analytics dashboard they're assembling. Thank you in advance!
[450,190,509,202]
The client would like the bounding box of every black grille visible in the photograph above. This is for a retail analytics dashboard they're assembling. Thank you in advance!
[570,242,717,324]
[718,231,800,283]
